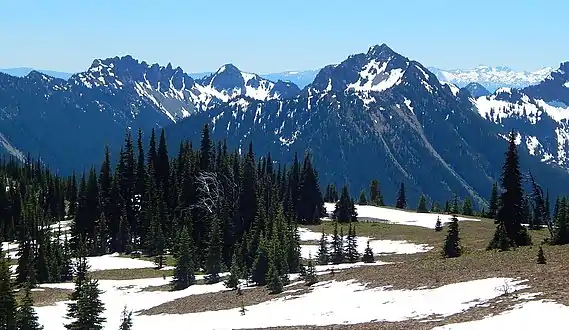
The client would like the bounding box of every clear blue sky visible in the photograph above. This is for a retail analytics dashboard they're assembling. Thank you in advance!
[1,0,567,73]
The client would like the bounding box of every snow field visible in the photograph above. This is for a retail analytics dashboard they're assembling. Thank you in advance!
[298,227,432,260]
[129,277,529,330]
[324,203,480,229]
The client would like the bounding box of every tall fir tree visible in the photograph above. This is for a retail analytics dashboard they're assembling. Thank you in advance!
[395,182,406,209]
[443,216,461,258]
[369,179,384,206]
[358,190,368,205]
[333,186,357,223]
[205,214,223,284]
[488,131,531,250]
[316,228,329,265]
[171,226,196,290]
[417,194,428,213]
[330,222,345,264]
[0,249,17,330]
[16,282,44,330]
[462,197,473,216]
[488,182,499,219]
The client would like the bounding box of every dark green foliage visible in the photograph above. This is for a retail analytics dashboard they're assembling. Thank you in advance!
[488,182,499,219]
[304,254,318,286]
[553,197,569,245]
[417,194,428,213]
[16,282,44,330]
[395,182,406,209]
[361,241,374,263]
[443,216,461,258]
[325,184,338,203]
[333,185,357,223]
[119,306,133,330]
[369,179,384,206]
[434,216,443,232]
[487,221,510,251]
[462,197,473,216]
[225,249,240,290]
[537,246,546,264]
[316,229,329,265]
[171,226,196,290]
[65,277,106,330]
[489,132,531,250]
[358,190,368,205]
[251,234,269,285]
[297,154,325,225]
[451,194,460,214]
[330,222,345,264]
[0,251,17,330]
[344,223,360,263]
[205,215,223,284]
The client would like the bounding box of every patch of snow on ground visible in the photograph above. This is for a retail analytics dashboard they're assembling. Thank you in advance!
[298,227,431,259]
[133,277,528,330]
[432,300,569,329]
[37,277,234,330]
[323,203,480,229]
[86,253,157,271]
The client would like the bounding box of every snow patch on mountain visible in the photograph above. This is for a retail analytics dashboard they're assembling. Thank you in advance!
[346,60,405,92]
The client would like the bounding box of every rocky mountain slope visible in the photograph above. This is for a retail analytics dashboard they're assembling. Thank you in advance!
[167,45,569,205]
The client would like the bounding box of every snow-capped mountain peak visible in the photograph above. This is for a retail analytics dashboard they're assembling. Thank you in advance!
[197,64,300,102]
[430,65,553,91]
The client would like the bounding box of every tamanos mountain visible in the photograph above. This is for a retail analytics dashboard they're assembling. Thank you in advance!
[1,45,569,205]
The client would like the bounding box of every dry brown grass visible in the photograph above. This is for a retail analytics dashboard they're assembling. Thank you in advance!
[16,287,73,307]
[140,281,310,315]
[89,267,173,280]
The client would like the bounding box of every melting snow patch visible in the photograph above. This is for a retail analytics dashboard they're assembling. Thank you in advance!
[323,203,480,229]
[86,253,157,271]
[432,300,569,329]
[131,277,528,329]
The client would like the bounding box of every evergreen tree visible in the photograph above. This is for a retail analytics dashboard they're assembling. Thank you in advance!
[434,216,443,232]
[361,241,374,263]
[395,182,406,209]
[443,216,461,258]
[537,246,546,264]
[171,226,196,290]
[488,182,499,219]
[16,282,44,330]
[417,194,428,213]
[118,306,133,330]
[266,245,283,294]
[462,197,473,216]
[65,277,105,330]
[553,197,569,245]
[251,233,269,285]
[344,223,360,263]
[330,222,345,264]
[304,253,318,286]
[316,229,329,265]
[358,190,368,205]
[451,194,460,214]
[225,249,240,290]
[333,186,357,223]
[0,250,17,330]
[16,237,35,287]
[369,179,384,206]
[489,131,531,250]
[205,215,223,284]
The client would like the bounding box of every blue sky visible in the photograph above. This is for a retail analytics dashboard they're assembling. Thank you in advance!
[1,0,567,73]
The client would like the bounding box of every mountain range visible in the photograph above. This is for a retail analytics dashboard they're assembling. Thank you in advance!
[1,45,569,206]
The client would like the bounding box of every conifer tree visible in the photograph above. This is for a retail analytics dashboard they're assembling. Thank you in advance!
[537,246,546,264]
[395,183,406,209]
[16,237,35,287]
[333,186,357,223]
[451,194,460,214]
[171,226,196,290]
[330,222,345,264]
[344,223,360,263]
[225,249,240,290]
[489,131,531,249]
[417,194,428,213]
[434,216,443,232]
[488,182,499,219]
[251,233,269,285]
[266,245,283,294]
[119,306,133,330]
[0,250,17,330]
[443,216,461,258]
[358,190,367,205]
[369,179,384,206]
[316,229,329,265]
[553,197,569,245]
[304,253,318,286]
[462,197,473,216]
[205,215,223,284]
[16,282,44,330]
[65,277,105,330]
[361,241,374,263]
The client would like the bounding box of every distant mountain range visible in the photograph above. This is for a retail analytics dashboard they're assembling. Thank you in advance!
[0,67,73,80]
[1,48,569,206]
[428,66,553,92]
